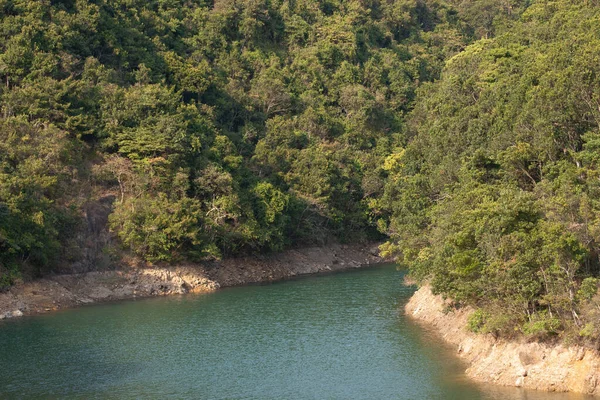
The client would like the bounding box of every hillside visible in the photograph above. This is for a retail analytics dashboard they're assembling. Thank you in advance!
[1,0,478,287]
[379,1,600,344]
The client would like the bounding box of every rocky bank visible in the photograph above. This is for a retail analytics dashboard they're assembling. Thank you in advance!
[0,243,382,319]
[406,284,600,396]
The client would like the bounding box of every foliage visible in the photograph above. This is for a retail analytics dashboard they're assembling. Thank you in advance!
[467,309,488,333]
[378,0,600,341]
[0,0,481,278]
[0,117,79,280]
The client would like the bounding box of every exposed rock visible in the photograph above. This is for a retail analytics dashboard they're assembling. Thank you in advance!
[515,376,525,387]
[0,242,381,319]
[406,285,600,396]
[87,286,113,300]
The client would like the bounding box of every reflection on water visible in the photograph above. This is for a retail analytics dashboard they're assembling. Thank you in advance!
[0,265,592,399]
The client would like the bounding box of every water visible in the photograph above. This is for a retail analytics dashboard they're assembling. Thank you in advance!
[0,265,591,399]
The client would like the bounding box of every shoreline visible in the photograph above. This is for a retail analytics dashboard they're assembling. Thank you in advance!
[405,284,600,396]
[0,243,382,320]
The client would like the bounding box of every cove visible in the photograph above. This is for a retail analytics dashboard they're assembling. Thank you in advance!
[0,265,590,399]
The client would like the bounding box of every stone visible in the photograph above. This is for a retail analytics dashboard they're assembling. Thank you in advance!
[586,374,598,394]
[515,376,525,387]
[576,348,586,361]
[11,310,23,317]
[87,286,113,300]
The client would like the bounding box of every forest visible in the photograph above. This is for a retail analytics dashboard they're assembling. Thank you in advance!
[2,0,600,343]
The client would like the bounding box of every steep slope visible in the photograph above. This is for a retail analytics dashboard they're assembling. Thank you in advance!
[380,0,600,343]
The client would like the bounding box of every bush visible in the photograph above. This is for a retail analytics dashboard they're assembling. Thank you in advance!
[467,309,489,333]
[109,195,205,262]
[522,311,561,338]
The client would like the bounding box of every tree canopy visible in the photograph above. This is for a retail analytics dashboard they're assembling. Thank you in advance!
[377,0,600,343]
[0,0,477,285]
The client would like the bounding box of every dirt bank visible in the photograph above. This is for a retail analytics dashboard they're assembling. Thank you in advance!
[406,285,600,396]
[0,243,382,319]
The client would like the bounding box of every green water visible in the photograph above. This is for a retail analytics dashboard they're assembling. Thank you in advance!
[0,265,591,399]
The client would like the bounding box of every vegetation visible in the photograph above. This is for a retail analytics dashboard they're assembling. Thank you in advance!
[2,0,600,344]
[0,0,476,285]
[378,0,600,343]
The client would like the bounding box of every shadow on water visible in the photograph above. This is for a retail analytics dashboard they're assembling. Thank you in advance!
[0,264,594,399]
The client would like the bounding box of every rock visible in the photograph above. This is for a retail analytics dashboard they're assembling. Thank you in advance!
[586,374,598,394]
[170,275,187,294]
[87,286,113,300]
[518,349,539,366]
[515,376,525,387]
[0,242,378,326]
[369,244,380,257]
[406,285,600,396]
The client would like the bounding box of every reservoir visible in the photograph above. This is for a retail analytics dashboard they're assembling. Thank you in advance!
[0,265,589,399]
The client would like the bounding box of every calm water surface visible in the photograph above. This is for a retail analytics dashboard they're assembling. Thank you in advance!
[0,265,592,399]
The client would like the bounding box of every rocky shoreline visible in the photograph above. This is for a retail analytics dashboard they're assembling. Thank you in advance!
[0,243,382,320]
[406,284,600,396]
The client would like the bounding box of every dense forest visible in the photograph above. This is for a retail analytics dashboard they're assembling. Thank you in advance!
[379,1,600,343]
[0,0,480,281]
[2,0,600,343]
